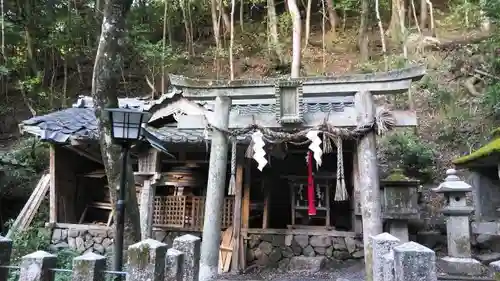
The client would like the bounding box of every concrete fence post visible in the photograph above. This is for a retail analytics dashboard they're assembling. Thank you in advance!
[172,234,201,281]
[126,238,167,281]
[72,252,107,281]
[0,236,13,281]
[19,251,57,281]
[371,232,400,281]
[165,248,184,281]
[393,242,437,281]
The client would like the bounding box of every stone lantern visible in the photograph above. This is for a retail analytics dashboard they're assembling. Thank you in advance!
[433,168,482,276]
[380,169,420,242]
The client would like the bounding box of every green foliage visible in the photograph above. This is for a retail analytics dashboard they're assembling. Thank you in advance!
[0,138,49,198]
[442,0,483,29]
[380,131,436,182]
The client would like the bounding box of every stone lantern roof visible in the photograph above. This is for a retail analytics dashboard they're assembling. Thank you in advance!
[432,169,472,194]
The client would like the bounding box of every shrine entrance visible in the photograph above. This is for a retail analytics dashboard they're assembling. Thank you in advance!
[248,141,355,231]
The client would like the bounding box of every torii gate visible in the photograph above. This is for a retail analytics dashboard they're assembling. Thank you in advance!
[166,66,426,281]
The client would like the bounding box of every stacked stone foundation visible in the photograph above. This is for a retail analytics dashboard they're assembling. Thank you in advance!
[246,233,364,267]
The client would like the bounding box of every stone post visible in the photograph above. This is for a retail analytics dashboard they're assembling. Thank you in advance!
[199,95,231,281]
[0,236,12,281]
[382,251,395,281]
[371,233,400,281]
[72,252,107,281]
[393,242,436,281]
[165,248,184,281]
[126,239,167,281]
[433,169,482,276]
[19,251,57,281]
[173,234,201,281]
[355,90,383,281]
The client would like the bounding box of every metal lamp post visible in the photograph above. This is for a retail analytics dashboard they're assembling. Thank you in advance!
[105,106,149,274]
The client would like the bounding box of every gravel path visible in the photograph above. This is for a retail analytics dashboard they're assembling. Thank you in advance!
[218,260,366,281]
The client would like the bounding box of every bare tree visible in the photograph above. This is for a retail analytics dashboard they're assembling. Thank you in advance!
[288,0,302,77]
[358,0,369,62]
[267,0,284,63]
[90,0,141,258]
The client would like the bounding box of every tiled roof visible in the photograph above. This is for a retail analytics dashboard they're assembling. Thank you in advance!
[21,108,99,143]
[20,94,354,144]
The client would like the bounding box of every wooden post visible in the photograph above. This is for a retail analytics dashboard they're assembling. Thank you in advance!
[351,149,363,234]
[242,159,251,230]
[138,149,161,239]
[262,181,270,229]
[355,91,383,281]
[199,96,232,281]
[231,150,244,273]
[240,158,251,271]
[49,145,57,224]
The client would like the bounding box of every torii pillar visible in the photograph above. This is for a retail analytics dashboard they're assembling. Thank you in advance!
[355,91,383,281]
[199,96,232,281]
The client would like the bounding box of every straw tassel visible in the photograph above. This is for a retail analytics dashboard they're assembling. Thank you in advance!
[335,137,349,201]
[322,133,334,154]
[228,137,237,195]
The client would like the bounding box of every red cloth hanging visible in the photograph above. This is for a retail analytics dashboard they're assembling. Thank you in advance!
[307,151,316,216]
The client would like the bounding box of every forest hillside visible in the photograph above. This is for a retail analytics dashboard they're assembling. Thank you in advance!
[0,0,499,232]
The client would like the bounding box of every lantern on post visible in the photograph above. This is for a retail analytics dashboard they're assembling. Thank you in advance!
[105,105,150,276]
[432,168,482,276]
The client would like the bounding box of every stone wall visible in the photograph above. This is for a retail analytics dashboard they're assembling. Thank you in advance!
[49,226,198,255]
[247,233,364,268]
[50,227,114,255]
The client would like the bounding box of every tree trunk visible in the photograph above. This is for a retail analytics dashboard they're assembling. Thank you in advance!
[389,0,405,42]
[267,0,284,63]
[325,0,338,35]
[90,0,141,255]
[358,0,369,62]
[305,0,312,45]
[211,0,221,49]
[287,0,301,77]
[420,0,427,30]
[230,0,235,80]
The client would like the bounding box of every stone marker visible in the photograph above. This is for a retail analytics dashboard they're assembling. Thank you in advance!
[0,236,12,281]
[382,251,395,281]
[489,259,500,272]
[371,233,400,281]
[433,169,483,276]
[287,256,326,273]
[173,234,201,281]
[166,248,184,281]
[126,238,167,281]
[72,252,106,281]
[19,251,57,281]
[393,242,436,281]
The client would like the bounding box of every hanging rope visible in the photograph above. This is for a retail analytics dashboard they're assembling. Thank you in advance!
[207,107,395,145]
[335,137,349,201]
[228,137,237,195]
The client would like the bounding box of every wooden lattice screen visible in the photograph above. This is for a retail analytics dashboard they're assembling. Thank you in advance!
[152,196,234,230]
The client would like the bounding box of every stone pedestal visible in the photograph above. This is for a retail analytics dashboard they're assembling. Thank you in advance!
[433,169,483,276]
[380,172,420,243]
[388,220,409,242]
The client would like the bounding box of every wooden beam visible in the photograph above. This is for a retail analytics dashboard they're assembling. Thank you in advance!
[49,145,57,223]
[242,227,357,237]
[177,109,418,129]
[231,152,244,273]
[64,145,103,164]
